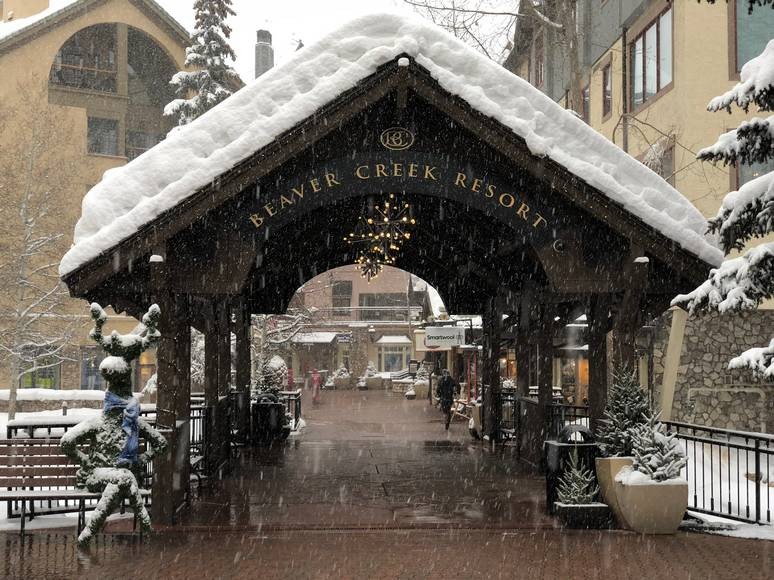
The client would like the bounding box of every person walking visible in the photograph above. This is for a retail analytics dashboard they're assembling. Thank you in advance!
[311,368,322,406]
[436,369,458,430]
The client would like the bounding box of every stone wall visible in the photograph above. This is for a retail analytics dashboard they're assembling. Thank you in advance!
[651,309,774,434]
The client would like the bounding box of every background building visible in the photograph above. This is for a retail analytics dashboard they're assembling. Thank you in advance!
[505,0,774,432]
[0,0,189,392]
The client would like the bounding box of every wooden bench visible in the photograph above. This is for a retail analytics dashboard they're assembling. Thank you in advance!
[0,439,149,539]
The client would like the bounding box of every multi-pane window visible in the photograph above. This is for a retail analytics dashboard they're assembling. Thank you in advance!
[126,131,163,160]
[378,345,411,373]
[21,359,61,390]
[332,280,352,318]
[602,64,612,117]
[87,117,119,156]
[49,24,117,93]
[739,159,774,188]
[358,293,407,321]
[630,8,672,107]
[80,347,105,390]
[734,0,774,72]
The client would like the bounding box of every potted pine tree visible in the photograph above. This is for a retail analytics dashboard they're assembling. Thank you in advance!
[554,451,611,529]
[614,413,688,534]
[333,366,352,390]
[595,367,649,527]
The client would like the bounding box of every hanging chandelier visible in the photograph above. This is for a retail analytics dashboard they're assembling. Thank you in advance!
[345,194,416,281]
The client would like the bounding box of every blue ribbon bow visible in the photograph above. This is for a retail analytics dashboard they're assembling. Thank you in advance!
[103,391,140,467]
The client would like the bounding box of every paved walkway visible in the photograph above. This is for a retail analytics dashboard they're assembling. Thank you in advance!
[0,390,771,579]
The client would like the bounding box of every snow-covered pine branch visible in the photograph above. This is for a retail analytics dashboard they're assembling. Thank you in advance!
[673,38,774,378]
[165,0,239,126]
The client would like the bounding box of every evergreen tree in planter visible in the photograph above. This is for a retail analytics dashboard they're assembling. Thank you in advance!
[614,413,688,534]
[555,451,609,528]
[164,0,239,126]
[596,367,650,457]
[594,366,650,526]
[60,304,168,547]
[629,413,687,482]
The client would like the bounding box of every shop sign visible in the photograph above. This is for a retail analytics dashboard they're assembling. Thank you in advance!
[424,326,465,348]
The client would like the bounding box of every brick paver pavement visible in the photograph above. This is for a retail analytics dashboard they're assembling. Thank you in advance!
[0,390,770,579]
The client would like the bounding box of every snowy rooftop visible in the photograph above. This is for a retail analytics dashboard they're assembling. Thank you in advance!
[60,13,722,277]
[0,1,77,42]
[375,335,412,344]
[291,332,338,345]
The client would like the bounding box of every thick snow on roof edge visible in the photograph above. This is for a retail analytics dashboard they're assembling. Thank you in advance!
[59,12,722,277]
[0,0,78,42]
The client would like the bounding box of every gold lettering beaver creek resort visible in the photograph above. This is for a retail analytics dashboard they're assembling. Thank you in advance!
[453,171,548,229]
[248,165,550,231]
[249,172,341,229]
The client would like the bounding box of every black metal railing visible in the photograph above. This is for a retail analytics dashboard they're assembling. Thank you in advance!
[547,404,591,438]
[279,389,302,430]
[6,406,157,439]
[664,421,773,525]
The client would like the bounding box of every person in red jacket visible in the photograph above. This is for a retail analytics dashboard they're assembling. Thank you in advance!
[311,368,322,406]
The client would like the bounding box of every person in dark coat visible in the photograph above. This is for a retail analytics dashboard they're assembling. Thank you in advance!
[436,369,458,430]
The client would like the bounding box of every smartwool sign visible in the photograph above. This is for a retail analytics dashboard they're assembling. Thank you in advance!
[247,151,555,241]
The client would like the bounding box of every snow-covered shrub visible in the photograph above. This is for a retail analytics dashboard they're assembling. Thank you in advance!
[333,366,351,379]
[596,367,650,457]
[256,355,288,394]
[142,373,157,396]
[557,451,599,504]
[364,361,377,378]
[629,413,686,482]
[415,362,429,381]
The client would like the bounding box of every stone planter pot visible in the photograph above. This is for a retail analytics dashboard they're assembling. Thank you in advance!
[615,473,688,534]
[595,456,633,527]
[334,377,351,390]
[554,502,612,529]
[365,376,382,390]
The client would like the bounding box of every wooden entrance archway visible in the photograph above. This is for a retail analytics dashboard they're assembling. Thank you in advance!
[60,46,716,524]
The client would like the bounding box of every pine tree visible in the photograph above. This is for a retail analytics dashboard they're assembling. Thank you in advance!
[596,367,650,457]
[164,0,239,125]
[60,304,168,547]
[256,354,288,395]
[673,39,774,378]
[557,450,599,504]
[630,413,686,482]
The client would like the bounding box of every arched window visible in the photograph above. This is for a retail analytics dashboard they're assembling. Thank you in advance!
[49,23,117,93]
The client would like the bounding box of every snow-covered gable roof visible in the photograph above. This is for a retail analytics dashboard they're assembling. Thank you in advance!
[59,12,722,277]
[0,0,189,49]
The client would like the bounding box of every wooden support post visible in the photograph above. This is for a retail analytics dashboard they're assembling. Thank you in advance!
[216,297,232,397]
[588,296,610,428]
[204,299,219,407]
[150,255,191,525]
[516,291,532,398]
[536,305,554,432]
[613,247,649,370]
[234,298,252,392]
[482,295,503,442]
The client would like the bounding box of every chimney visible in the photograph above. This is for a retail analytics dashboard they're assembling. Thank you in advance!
[255,29,274,79]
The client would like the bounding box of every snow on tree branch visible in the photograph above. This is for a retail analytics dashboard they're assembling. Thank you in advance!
[698,115,774,167]
[729,338,774,378]
[674,242,774,315]
[165,0,239,126]
[708,172,774,253]
[707,39,774,113]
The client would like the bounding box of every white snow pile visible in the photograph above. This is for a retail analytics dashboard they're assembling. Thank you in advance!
[615,465,685,486]
[708,39,774,113]
[59,12,722,276]
[0,0,77,42]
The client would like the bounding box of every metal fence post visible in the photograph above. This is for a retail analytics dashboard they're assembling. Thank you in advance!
[755,438,761,523]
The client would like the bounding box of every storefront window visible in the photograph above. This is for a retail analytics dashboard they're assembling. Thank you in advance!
[378,345,410,372]
[21,358,60,390]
